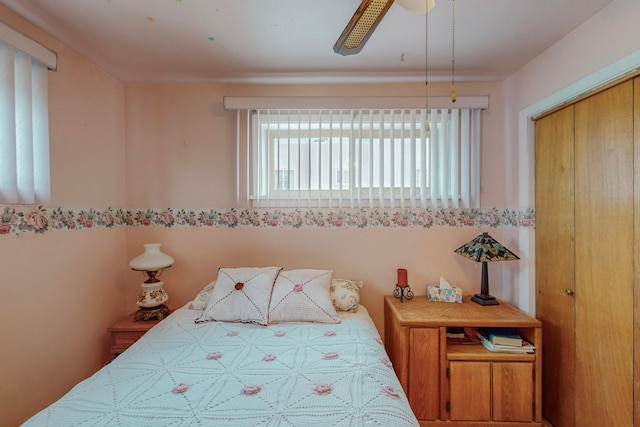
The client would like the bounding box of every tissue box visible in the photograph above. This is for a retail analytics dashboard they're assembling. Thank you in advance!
[427,285,463,303]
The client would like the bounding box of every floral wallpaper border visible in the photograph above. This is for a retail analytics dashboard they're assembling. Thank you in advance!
[0,205,535,236]
[0,205,534,238]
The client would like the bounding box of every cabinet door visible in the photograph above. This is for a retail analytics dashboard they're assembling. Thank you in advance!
[492,362,534,422]
[408,328,440,420]
[448,361,490,421]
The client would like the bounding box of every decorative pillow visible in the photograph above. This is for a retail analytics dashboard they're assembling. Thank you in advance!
[196,267,281,325]
[189,280,216,310]
[268,269,341,324]
[330,278,363,312]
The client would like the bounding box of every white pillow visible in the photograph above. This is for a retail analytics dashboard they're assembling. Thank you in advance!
[268,269,341,324]
[196,267,281,325]
[330,278,363,312]
[189,280,215,310]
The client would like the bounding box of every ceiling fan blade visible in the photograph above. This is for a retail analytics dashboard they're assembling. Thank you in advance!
[334,0,394,56]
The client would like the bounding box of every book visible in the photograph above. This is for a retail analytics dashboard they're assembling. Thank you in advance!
[446,327,466,339]
[475,330,536,354]
[479,327,523,347]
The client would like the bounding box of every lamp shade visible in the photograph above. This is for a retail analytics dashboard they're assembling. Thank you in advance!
[129,243,174,271]
[396,0,435,14]
[454,232,519,306]
[454,232,519,263]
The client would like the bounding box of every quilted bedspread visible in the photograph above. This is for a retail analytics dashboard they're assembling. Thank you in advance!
[25,304,419,427]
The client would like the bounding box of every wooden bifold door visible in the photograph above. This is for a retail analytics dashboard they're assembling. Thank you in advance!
[535,77,637,427]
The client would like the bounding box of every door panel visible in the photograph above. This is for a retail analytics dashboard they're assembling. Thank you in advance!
[535,105,576,427]
[634,76,640,427]
[574,80,634,427]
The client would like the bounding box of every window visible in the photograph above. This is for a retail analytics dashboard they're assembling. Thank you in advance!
[274,169,295,190]
[334,169,349,189]
[226,97,485,209]
[0,22,56,205]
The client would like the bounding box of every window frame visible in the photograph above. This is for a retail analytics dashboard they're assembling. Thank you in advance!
[227,96,486,210]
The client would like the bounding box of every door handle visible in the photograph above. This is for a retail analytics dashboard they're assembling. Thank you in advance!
[565,289,574,296]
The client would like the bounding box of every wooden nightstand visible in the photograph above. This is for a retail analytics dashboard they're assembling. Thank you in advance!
[107,312,162,359]
[384,295,542,426]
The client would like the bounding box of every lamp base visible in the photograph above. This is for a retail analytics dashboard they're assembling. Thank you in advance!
[134,304,170,321]
[471,293,499,306]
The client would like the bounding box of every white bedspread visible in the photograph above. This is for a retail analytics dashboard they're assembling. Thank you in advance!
[25,304,419,426]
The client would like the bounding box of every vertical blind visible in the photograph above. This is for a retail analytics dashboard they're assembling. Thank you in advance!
[234,106,481,209]
[0,30,55,205]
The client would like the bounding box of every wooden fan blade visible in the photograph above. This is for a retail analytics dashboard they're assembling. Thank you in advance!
[333,0,395,56]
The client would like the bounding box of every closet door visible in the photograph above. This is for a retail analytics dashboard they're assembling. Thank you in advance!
[535,105,576,427]
[574,80,634,427]
[635,77,640,427]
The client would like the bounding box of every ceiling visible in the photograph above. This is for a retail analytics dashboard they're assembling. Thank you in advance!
[1,0,613,84]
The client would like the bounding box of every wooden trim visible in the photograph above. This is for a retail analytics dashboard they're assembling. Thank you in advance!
[532,68,640,121]
[634,76,640,427]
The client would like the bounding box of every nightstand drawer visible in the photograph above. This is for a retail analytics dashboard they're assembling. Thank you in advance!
[107,312,162,359]
[110,330,146,353]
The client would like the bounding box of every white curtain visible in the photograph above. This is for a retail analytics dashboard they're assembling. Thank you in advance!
[0,41,50,204]
[235,106,481,210]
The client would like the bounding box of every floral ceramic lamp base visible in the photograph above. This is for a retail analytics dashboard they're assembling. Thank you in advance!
[134,279,170,321]
[129,243,174,322]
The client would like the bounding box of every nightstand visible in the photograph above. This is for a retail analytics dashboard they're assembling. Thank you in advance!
[384,295,542,426]
[107,311,162,359]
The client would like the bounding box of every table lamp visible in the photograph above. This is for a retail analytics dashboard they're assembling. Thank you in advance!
[129,243,174,321]
[454,232,519,306]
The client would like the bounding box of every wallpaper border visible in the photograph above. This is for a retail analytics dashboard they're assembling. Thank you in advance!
[0,205,534,238]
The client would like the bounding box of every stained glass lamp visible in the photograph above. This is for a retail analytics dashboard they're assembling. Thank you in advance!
[454,232,519,306]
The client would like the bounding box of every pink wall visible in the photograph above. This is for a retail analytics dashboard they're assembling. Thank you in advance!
[501,0,640,311]
[505,0,640,120]
[124,227,521,336]
[7,0,636,423]
[0,6,127,425]
[125,81,506,207]
[122,80,518,331]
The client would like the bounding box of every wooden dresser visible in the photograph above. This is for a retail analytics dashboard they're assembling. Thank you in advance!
[384,295,542,426]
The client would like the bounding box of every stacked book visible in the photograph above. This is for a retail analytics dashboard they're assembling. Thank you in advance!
[475,328,536,354]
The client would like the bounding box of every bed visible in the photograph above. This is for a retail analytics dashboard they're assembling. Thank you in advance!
[24,267,419,426]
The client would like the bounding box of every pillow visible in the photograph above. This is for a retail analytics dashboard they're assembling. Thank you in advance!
[330,278,363,312]
[196,266,281,325]
[268,269,341,324]
[189,280,216,310]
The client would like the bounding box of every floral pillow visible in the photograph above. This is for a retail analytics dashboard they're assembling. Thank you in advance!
[196,267,281,325]
[189,280,216,310]
[330,278,363,312]
[268,269,341,324]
